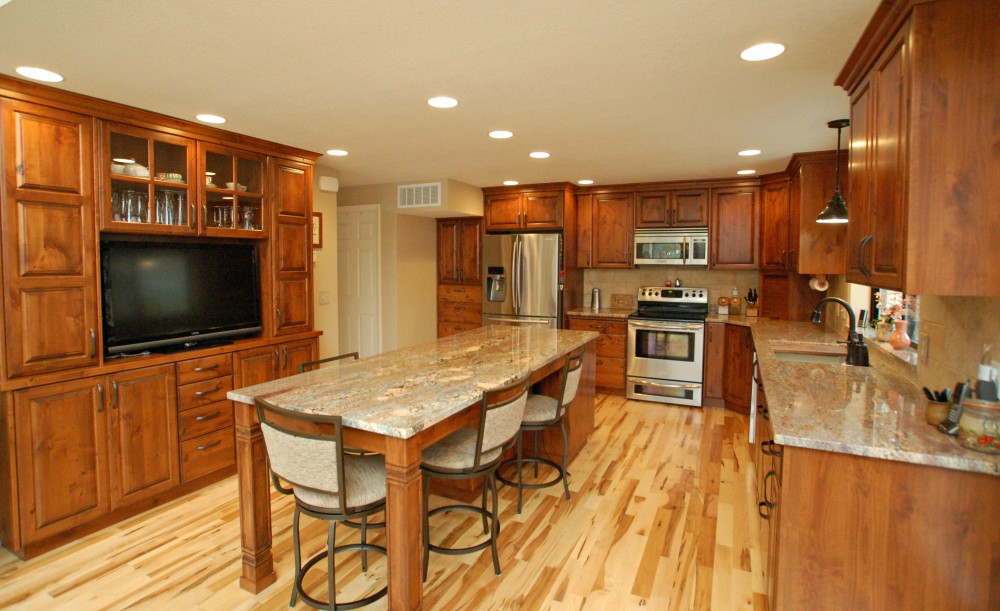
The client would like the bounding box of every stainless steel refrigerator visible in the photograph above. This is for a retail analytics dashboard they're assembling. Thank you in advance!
[482,233,561,328]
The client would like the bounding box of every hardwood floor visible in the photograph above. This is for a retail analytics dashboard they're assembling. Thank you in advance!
[0,395,765,610]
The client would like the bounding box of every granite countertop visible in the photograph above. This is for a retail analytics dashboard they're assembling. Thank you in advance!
[566,307,634,319]
[228,326,598,439]
[717,316,999,476]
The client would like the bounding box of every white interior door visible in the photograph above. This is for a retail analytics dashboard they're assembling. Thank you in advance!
[337,205,381,357]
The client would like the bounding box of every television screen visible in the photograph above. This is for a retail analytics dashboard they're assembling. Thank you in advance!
[101,239,262,355]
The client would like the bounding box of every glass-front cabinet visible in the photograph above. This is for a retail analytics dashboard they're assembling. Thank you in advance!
[200,143,265,237]
[102,123,197,233]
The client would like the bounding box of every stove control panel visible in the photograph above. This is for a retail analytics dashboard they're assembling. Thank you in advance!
[636,286,708,303]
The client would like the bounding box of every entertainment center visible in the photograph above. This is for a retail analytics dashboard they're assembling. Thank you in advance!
[0,75,321,558]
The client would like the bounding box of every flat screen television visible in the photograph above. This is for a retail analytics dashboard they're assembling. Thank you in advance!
[100,238,262,355]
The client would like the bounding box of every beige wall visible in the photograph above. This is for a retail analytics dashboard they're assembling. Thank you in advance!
[312,172,339,359]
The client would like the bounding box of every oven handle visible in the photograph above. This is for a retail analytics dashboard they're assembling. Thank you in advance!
[629,321,705,332]
[629,377,702,390]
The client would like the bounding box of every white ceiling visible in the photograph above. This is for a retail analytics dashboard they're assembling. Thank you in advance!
[0,0,878,189]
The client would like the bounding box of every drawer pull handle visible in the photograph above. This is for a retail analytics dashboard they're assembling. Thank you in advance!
[195,411,221,422]
[194,385,221,397]
[758,500,770,520]
[196,440,221,451]
[90,329,97,358]
[193,365,219,372]
[453,288,465,293]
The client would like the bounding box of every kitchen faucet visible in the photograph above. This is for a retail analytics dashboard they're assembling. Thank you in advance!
[811,297,870,366]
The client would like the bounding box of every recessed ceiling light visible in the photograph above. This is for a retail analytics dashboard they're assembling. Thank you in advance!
[15,66,63,82]
[529,151,550,159]
[738,149,761,156]
[503,180,519,186]
[489,130,513,139]
[737,169,757,175]
[427,96,458,108]
[326,149,349,157]
[578,179,594,185]
[740,43,785,62]
[196,114,226,124]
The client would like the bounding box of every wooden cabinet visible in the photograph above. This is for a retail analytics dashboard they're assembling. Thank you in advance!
[1,99,100,378]
[107,365,179,507]
[483,189,564,231]
[270,157,313,336]
[722,324,754,414]
[634,188,708,228]
[703,322,725,400]
[789,152,847,275]
[199,143,266,237]
[101,122,197,234]
[838,0,999,296]
[234,338,317,387]
[759,178,793,273]
[576,193,633,269]
[437,217,483,338]
[437,218,482,285]
[710,186,759,270]
[175,354,233,483]
[567,316,625,392]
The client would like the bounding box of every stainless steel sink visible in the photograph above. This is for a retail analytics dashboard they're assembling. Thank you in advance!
[769,340,847,365]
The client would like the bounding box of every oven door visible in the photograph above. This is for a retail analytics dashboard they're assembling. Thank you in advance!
[626,319,705,382]
[626,376,703,407]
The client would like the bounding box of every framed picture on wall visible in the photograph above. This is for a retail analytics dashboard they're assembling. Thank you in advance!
[312,212,323,248]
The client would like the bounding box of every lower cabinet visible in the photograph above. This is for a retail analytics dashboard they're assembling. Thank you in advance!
[234,338,317,386]
[567,316,626,392]
[703,322,725,400]
[176,353,234,484]
[722,324,754,413]
[437,284,482,338]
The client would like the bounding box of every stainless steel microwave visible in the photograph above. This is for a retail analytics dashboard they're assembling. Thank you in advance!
[634,228,708,266]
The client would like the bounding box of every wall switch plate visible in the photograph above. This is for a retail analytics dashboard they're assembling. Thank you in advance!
[611,293,633,309]
[319,290,331,306]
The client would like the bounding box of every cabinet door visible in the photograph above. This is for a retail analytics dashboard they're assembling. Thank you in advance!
[278,338,317,378]
[671,189,709,227]
[722,325,754,413]
[867,31,908,290]
[1,100,100,377]
[200,143,266,237]
[576,193,594,267]
[592,193,633,268]
[436,219,461,284]
[760,180,791,272]
[14,378,108,542]
[711,187,759,270]
[703,322,726,399]
[458,219,482,285]
[847,79,873,283]
[235,345,281,387]
[483,193,521,231]
[107,365,179,508]
[522,191,562,229]
[635,192,669,228]
[271,158,313,335]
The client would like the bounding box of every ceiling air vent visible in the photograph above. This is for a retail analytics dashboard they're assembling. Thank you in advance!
[397,182,442,209]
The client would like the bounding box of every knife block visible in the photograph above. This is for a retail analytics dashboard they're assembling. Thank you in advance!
[746,304,758,317]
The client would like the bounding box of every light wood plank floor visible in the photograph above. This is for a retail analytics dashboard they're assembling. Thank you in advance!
[0,395,766,610]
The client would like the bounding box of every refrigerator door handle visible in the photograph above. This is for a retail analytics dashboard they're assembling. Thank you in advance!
[512,235,521,314]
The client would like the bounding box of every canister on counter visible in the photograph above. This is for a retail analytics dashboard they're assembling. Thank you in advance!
[957,398,1000,454]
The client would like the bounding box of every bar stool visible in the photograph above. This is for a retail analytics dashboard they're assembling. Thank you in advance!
[496,350,583,513]
[255,397,388,610]
[421,375,530,579]
[299,351,360,374]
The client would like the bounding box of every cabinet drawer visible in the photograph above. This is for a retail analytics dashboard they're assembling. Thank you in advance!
[568,317,626,335]
[438,300,481,324]
[180,427,235,483]
[177,376,233,411]
[438,322,479,338]
[176,354,233,385]
[178,400,234,441]
[596,333,626,358]
[438,284,482,304]
[595,356,626,389]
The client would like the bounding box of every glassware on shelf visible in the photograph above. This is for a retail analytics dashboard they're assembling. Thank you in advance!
[240,208,256,230]
[115,189,149,223]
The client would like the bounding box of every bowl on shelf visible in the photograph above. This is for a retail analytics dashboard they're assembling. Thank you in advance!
[237,184,248,192]
[225,181,235,190]
[110,163,126,174]
[125,163,149,178]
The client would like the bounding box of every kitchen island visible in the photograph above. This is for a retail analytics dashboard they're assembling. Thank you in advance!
[227,326,598,610]
[718,316,1000,610]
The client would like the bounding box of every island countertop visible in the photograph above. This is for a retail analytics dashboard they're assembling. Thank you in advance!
[712,316,1000,476]
[228,326,598,439]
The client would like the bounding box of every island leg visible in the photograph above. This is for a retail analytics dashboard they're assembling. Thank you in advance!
[384,435,424,610]
[235,402,277,592]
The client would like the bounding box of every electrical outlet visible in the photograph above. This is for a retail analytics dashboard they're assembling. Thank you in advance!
[731,287,739,297]
[611,293,633,309]
[319,290,331,305]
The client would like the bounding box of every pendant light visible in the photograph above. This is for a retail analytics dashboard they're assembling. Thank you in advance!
[816,119,850,224]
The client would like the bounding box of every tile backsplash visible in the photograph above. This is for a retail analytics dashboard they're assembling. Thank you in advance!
[583,268,759,310]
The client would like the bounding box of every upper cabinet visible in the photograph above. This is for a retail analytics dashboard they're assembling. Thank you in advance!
[483,188,564,231]
[1,99,100,377]
[759,177,793,273]
[200,143,267,237]
[837,0,999,296]
[101,123,197,234]
[634,188,708,229]
[710,186,759,270]
[577,192,633,268]
[438,217,482,285]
